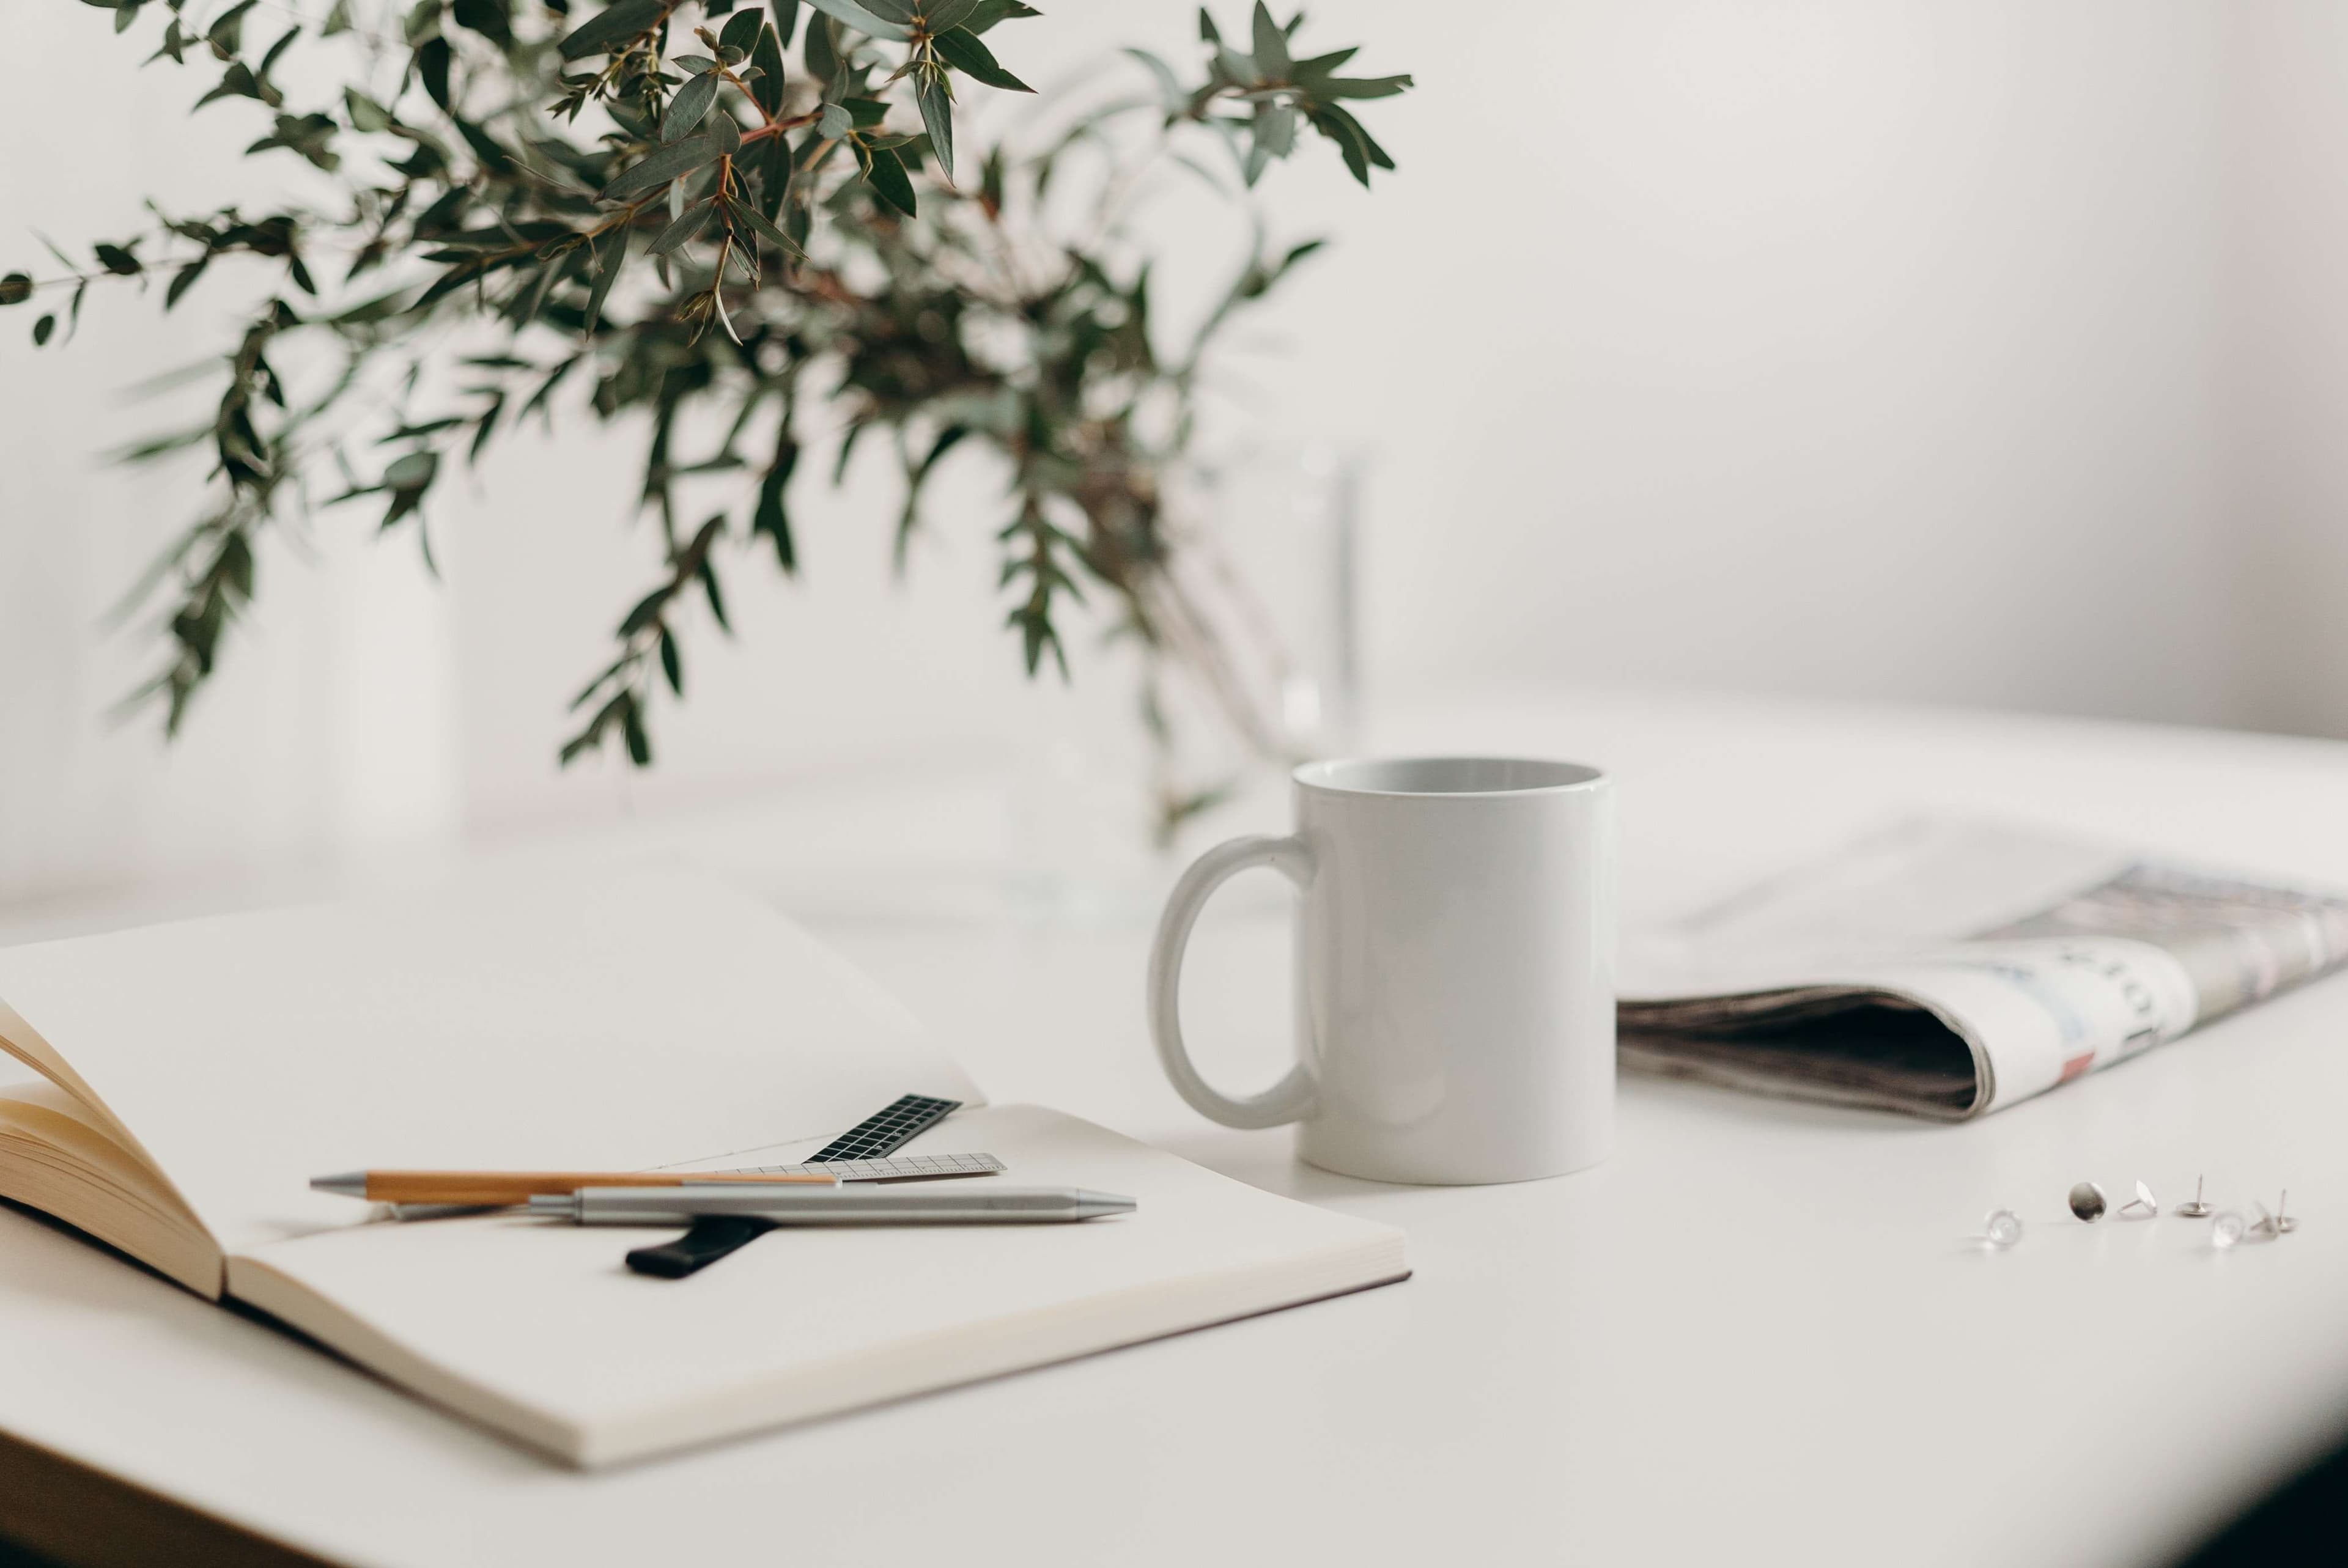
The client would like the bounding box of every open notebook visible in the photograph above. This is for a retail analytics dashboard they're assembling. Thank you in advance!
[0,867,1406,1467]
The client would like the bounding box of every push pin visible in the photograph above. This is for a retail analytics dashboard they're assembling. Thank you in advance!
[2068,1182,2108,1222]
[2174,1177,2212,1218]
[1983,1209,2024,1249]
[2251,1192,2297,1238]
[2211,1210,2247,1250]
[2117,1180,2158,1219]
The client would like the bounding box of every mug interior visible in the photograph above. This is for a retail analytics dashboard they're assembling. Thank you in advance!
[1294,756,1602,797]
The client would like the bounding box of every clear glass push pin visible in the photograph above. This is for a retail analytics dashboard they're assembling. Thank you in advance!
[2251,1193,2297,1238]
[2118,1180,2158,1219]
[2211,1210,2247,1250]
[2175,1177,2212,1218]
[1984,1209,2024,1249]
[2068,1181,2108,1222]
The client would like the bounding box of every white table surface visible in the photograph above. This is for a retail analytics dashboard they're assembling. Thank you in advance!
[7,688,2348,1567]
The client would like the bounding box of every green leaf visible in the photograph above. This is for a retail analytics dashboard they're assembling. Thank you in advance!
[207,0,257,55]
[1288,46,1356,79]
[165,257,210,309]
[914,68,954,182]
[416,36,453,111]
[450,0,511,46]
[718,7,763,56]
[961,0,1038,34]
[805,12,839,79]
[467,392,506,463]
[583,226,629,328]
[753,421,799,572]
[511,257,562,326]
[1307,103,1392,185]
[662,70,720,140]
[1250,3,1289,76]
[0,274,29,307]
[803,0,910,41]
[257,24,301,84]
[1253,98,1296,157]
[723,194,798,254]
[1269,236,1323,282]
[772,0,802,48]
[622,700,652,765]
[932,26,1031,91]
[863,143,917,215]
[750,20,789,115]
[818,100,852,138]
[1124,48,1181,109]
[384,450,438,491]
[617,587,669,637]
[922,0,980,30]
[344,87,396,131]
[647,201,713,255]
[194,61,264,110]
[601,131,727,199]
[658,628,684,694]
[32,314,55,347]
[1318,73,1412,100]
[556,0,662,61]
[698,555,731,631]
[1198,6,1219,44]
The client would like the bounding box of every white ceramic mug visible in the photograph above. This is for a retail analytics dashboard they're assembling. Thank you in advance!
[1147,756,1615,1185]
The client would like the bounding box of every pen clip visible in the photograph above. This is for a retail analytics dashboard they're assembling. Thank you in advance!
[624,1215,775,1279]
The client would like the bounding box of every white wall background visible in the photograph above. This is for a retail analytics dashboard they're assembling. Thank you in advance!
[2,0,2343,905]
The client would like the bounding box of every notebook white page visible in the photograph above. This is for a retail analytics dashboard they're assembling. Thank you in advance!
[227,1104,1409,1466]
[0,864,981,1270]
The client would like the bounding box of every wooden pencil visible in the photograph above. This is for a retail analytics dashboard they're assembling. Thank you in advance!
[308,1169,840,1205]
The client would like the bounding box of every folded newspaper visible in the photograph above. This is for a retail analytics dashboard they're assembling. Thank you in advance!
[1620,819,2348,1119]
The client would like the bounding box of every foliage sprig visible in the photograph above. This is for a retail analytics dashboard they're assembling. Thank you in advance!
[12,0,1409,795]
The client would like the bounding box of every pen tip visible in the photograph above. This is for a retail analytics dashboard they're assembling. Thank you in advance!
[309,1172,367,1197]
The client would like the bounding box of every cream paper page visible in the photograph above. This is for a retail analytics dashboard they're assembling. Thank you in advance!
[227,1105,1409,1467]
[0,864,981,1267]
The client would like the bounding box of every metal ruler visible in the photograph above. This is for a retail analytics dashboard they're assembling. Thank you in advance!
[628,1094,980,1279]
[804,1093,963,1162]
[712,1151,1002,1183]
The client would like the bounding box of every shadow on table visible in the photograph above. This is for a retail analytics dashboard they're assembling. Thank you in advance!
[2170,1420,2348,1566]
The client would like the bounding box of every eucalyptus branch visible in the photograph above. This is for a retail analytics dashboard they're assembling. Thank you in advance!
[11,0,1411,790]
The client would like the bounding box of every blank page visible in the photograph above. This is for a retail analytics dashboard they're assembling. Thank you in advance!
[227,1105,1408,1465]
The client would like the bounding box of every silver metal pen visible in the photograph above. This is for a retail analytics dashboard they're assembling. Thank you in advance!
[528,1184,1136,1226]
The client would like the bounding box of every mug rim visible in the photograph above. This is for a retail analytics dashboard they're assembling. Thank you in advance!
[1292,754,1608,798]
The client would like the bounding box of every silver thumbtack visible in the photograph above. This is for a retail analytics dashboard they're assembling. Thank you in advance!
[2248,1194,2298,1239]
[2068,1181,2108,1222]
[2118,1180,2158,1219]
[2175,1177,2212,1218]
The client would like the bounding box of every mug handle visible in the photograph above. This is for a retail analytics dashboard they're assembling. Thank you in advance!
[1146,833,1320,1129]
